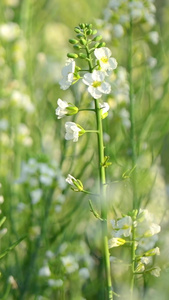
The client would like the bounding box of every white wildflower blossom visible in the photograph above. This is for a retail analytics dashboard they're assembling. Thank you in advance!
[48,279,63,287]
[0,195,4,204]
[79,268,90,279]
[0,22,20,41]
[65,122,82,142]
[150,266,161,277]
[140,256,152,265]
[147,57,157,68]
[113,24,124,38]
[83,70,111,99]
[149,31,159,44]
[136,209,161,238]
[138,235,158,251]
[99,102,110,119]
[119,108,131,128]
[135,262,145,272]
[46,250,55,259]
[11,90,34,113]
[59,58,75,90]
[30,189,43,205]
[109,0,122,10]
[66,174,77,186]
[145,247,160,256]
[0,119,8,130]
[111,216,132,237]
[94,47,118,71]
[61,255,79,274]
[39,265,51,277]
[108,237,126,248]
[55,98,78,119]
[55,98,69,119]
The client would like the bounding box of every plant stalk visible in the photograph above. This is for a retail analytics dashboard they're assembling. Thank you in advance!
[94,98,113,300]
[128,0,137,297]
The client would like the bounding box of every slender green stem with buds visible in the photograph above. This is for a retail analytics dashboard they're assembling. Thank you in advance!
[94,98,113,300]
[85,41,113,300]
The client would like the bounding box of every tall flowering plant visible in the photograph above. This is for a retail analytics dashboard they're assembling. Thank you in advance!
[56,23,117,299]
[55,22,161,299]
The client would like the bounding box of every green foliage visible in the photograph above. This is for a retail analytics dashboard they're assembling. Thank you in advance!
[0,0,169,299]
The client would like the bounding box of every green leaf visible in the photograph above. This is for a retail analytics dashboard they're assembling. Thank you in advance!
[0,236,26,260]
[0,216,6,228]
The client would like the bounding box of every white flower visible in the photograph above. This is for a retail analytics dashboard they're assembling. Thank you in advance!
[136,209,161,238]
[0,195,4,204]
[150,266,161,277]
[111,216,132,237]
[38,265,51,277]
[109,0,121,10]
[66,174,77,186]
[59,58,75,90]
[55,98,78,119]
[140,256,152,265]
[145,247,160,256]
[48,279,63,287]
[79,268,90,279]
[138,235,158,251]
[149,31,159,45]
[100,102,110,115]
[94,47,117,71]
[116,216,132,237]
[108,237,126,248]
[61,255,79,274]
[147,57,157,68]
[55,98,69,119]
[113,24,124,38]
[0,22,20,42]
[30,189,43,205]
[83,70,111,99]
[65,122,82,142]
[65,174,83,192]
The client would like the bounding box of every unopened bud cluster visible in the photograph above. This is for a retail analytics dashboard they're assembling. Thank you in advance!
[67,23,106,61]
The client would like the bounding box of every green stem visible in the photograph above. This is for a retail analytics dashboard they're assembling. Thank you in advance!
[85,41,113,299]
[129,1,137,298]
[85,130,98,133]
[79,108,95,112]
[94,98,113,300]
[129,0,137,210]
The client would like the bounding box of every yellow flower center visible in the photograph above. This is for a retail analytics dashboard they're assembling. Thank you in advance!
[101,56,108,63]
[92,81,101,88]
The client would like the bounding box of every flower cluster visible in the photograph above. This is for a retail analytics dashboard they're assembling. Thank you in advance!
[56,23,117,144]
[16,157,66,209]
[109,209,161,277]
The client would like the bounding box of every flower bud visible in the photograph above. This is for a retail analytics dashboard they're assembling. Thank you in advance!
[86,23,92,29]
[93,35,102,42]
[86,29,93,35]
[73,44,82,50]
[97,42,106,48]
[108,237,126,249]
[75,66,81,71]
[66,105,79,116]
[67,53,78,59]
[79,53,87,59]
[66,174,84,192]
[76,33,84,38]
[74,27,81,33]
[69,39,79,44]
[79,38,87,45]
[94,42,100,48]
[92,29,97,35]
[79,23,85,29]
